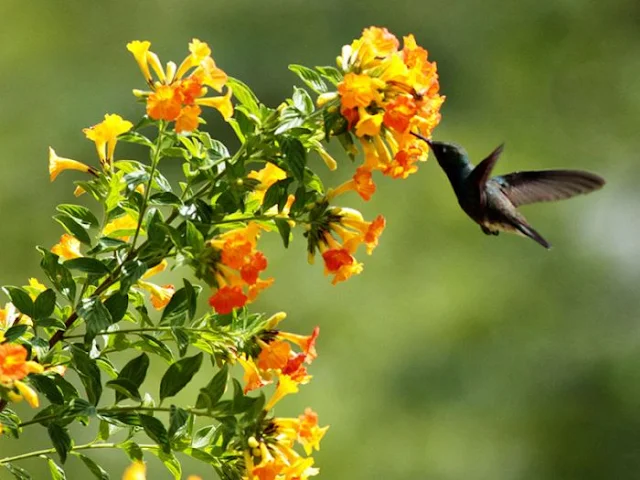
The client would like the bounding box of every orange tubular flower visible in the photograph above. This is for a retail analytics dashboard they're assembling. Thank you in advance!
[0,344,43,385]
[209,285,248,315]
[127,38,233,132]
[321,248,363,285]
[331,27,444,187]
[51,234,82,260]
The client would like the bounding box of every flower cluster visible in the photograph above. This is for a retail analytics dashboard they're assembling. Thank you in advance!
[305,204,386,285]
[323,27,444,201]
[206,223,274,315]
[238,315,326,479]
[127,39,233,132]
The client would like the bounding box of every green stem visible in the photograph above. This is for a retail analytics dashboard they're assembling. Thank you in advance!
[18,405,216,429]
[129,123,166,254]
[62,325,232,340]
[0,442,156,465]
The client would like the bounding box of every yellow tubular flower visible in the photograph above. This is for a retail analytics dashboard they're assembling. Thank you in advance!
[126,41,152,83]
[14,380,39,408]
[265,374,299,411]
[103,213,139,240]
[83,114,133,167]
[142,259,168,279]
[196,86,234,120]
[48,148,94,182]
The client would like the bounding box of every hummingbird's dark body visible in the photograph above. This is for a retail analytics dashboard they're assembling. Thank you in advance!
[412,133,605,248]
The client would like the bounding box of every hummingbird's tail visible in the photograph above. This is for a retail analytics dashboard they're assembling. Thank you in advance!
[514,221,552,249]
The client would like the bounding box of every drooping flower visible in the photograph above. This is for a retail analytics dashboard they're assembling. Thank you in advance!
[51,234,82,260]
[48,147,96,182]
[127,39,233,132]
[83,114,133,169]
[247,163,287,204]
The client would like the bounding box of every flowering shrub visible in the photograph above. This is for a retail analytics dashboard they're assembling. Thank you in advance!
[0,27,442,479]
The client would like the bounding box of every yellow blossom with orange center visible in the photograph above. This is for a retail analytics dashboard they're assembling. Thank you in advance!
[127,39,233,132]
[337,73,384,109]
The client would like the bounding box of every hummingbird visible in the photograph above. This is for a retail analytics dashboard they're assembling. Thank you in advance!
[411,132,606,248]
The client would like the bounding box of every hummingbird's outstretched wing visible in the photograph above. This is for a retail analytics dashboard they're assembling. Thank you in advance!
[495,170,605,207]
[468,144,505,203]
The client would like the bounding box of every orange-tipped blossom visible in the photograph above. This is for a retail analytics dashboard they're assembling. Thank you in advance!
[237,354,271,393]
[321,247,363,285]
[328,166,376,201]
[278,326,320,362]
[51,234,82,260]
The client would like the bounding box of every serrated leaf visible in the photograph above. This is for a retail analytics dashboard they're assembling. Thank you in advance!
[34,289,56,319]
[159,352,203,401]
[227,77,259,114]
[74,453,109,480]
[63,258,110,275]
[114,353,149,403]
[288,64,328,93]
[56,204,99,228]
[196,365,228,409]
[78,297,113,343]
[53,214,92,246]
[38,248,76,302]
[281,137,307,182]
[70,346,102,405]
[47,424,72,464]
[47,458,66,480]
[140,414,170,452]
[3,286,34,317]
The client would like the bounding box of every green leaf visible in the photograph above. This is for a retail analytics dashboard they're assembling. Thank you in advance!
[34,289,57,319]
[35,318,66,330]
[227,76,260,114]
[74,453,109,480]
[103,292,128,322]
[114,353,149,403]
[275,107,304,135]
[292,87,314,115]
[262,177,293,212]
[29,374,64,405]
[191,425,217,449]
[47,424,72,463]
[140,414,170,452]
[119,131,155,148]
[77,297,113,343]
[274,218,292,248]
[2,324,28,342]
[185,221,204,252]
[183,279,198,321]
[38,248,76,302]
[105,378,141,401]
[160,287,189,325]
[47,458,66,480]
[196,365,228,409]
[63,258,110,275]
[171,327,190,357]
[53,214,92,246]
[120,441,143,462]
[159,352,203,401]
[3,286,34,317]
[316,65,343,85]
[119,259,147,294]
[281,137,307,182]
[288,64,328,93]
[149,449,181,480]
[56,204,99,228]
[168,406,189,440]
[3,463,32,480]
[70,346,102,405]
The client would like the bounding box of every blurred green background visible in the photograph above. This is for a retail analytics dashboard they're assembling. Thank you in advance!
[1,0,639,479]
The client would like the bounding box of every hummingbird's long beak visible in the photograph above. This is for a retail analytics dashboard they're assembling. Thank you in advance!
[410,131,433,149]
